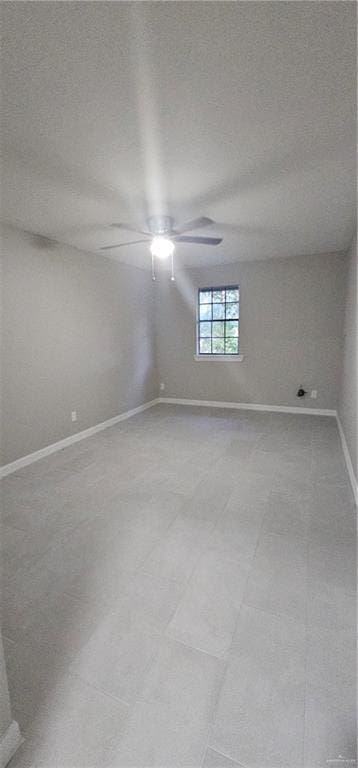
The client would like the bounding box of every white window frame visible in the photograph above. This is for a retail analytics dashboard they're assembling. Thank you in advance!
[195,285,244,361]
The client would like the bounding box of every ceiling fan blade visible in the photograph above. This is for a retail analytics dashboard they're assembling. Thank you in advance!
[174,235,222,246]
[101,239,150,251]
[111,222,150,237]
[173,216,214,235]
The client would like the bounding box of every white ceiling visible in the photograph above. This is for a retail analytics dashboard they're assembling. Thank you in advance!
[1,1,356,269]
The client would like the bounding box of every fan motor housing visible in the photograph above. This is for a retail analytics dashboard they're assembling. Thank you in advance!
[147,215,174,235]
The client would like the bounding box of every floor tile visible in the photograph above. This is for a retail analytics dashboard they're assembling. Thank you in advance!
[167,549,248,658]
[189,474,236,513]
[64,554,135,605]
[160,462,207,495]
[70,626,161,704]
[139,491,185,532]
[4,634,71,733]
[141,513,214,584]
[230,603,306,667]
[0,523,53,581]
[180,496,225,524]
[22,590,109,661]
[307,538,356,593]
[243,532,307,621]
[1,568,52,642]
[307,488,356,546]
[210,605,306,768]
[272,468,311,500]
[100,489,183,537]
[262,490,309,539]
[247,448,281,477]
[309,483,356,514]
[306,580,356,629]
[207,504,265,569]
[310,454,349,486]
[140,636,225,723]
[306,624,356,708]
[93,571,184,634]
[227,471,272,507]
[109,698,209,767]
[96,524,162,573]
[2,487,73,536]
[304,684,357,768]
[224,438,257,461]
[8,674,129,767]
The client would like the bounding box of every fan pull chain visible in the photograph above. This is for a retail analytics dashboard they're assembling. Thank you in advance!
[170,251,175,282]
[151,252,156,281]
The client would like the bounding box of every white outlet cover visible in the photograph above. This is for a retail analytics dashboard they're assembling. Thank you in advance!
[160,383,165,391]
[71,411,77,421]
[310,390,317,399]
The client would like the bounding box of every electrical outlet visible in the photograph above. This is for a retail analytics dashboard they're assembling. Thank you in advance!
[310,390,317,399]
[71,411,77,422]
[160,382,165,391]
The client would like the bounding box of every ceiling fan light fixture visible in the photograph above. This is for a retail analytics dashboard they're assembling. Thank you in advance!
[150,236,175,259]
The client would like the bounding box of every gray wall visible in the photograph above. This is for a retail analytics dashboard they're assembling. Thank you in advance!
[155,253,346,410]
[1,226,158,465]
[338,236,357,480]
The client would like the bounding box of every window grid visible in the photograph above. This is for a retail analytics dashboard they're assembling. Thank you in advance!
[197,285,240,355]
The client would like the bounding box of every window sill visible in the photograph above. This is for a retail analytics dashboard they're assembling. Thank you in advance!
[194,354,244,362]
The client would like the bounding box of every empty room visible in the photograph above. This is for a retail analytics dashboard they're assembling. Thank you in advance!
[0,2,357,767]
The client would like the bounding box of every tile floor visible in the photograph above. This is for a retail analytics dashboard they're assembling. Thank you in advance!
[1,404,356,767]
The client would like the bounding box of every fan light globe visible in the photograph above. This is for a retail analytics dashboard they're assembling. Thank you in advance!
[150,236,175,259]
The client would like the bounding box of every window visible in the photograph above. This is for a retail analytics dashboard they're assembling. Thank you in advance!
[197,286,240,355]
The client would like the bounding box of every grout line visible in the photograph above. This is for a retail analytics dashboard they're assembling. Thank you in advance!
[238,598,307,627]
[162,632,227,664]
[70,671,130,710]
[203,744,249,768]
[1,634,15,646]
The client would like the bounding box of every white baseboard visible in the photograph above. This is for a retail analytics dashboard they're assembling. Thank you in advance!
[336,415,358,506]
[0,720,22,768]
[158,396,336,417]
[0,399,160,479]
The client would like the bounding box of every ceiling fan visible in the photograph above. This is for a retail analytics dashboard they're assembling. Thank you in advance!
[101,215,223,281]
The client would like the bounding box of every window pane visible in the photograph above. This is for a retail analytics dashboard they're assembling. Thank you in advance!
[225,337,239,354]
[212,321,224,337]
[212,338,225,354]
[199,304,212,321]
[199,290,212,304]
[200,321,211,337]
[226,288,239,302]
[212,303,225,319]
[200,338,211,354]
[226,302,239,319]
[213,290,225,303]
[226,320,239,337]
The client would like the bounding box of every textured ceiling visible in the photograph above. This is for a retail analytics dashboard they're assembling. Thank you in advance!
[1,1,356,269]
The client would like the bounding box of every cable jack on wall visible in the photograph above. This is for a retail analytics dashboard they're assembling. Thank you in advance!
[296,386,307,397]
